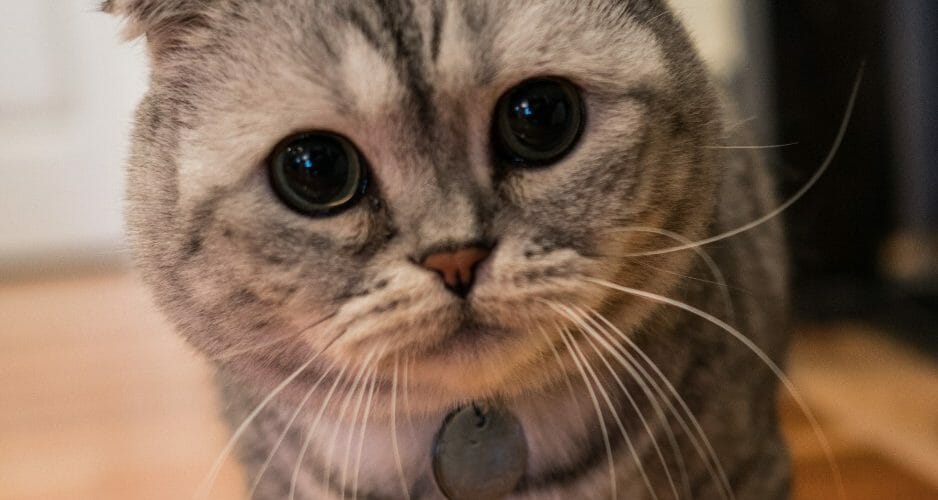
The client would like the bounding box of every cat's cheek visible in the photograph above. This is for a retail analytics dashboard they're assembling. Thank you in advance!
[320,274,445,351]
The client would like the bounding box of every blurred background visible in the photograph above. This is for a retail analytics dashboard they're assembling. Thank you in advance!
[1,1,936,499]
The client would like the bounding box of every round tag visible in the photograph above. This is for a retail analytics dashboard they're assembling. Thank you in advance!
[432,405,527,500]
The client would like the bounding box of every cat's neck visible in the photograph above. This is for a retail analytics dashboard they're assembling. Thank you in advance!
[234,329,697,499]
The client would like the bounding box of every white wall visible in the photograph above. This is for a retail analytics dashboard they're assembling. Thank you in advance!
[0,1,741,275]
[670,0,745,81]
[0,1,147,271]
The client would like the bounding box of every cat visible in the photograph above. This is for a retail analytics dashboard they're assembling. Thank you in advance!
[107,0,791,498]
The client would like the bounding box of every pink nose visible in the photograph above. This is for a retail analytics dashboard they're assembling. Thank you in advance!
[421,246,491,297]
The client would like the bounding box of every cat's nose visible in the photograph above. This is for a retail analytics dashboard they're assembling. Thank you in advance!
[421,245,492,298]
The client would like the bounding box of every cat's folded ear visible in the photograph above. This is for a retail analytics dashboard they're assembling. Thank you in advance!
[101,0,201,44]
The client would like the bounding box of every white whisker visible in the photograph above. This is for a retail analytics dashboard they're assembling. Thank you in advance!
[194,333,340,500]
[340,348,384,500]
[536,323,589,432]
[210,312,337,362]
[549,303,658,500]
[703,142,798,150]
[587,278,846,500]
[609,226,736,323]
[574,305,694,498]
[403,353,418,442]
[561,304,681,500]
[391,353,412,500]
[624,67,863,258]
[290,346,380,500]
[352,358,382,500]
[248,358,346,498]
[724,115,758,133]
[539,326,618,499]
[587,307,734,500]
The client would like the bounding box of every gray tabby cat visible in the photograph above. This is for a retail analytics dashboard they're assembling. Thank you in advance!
[107,0,790,498]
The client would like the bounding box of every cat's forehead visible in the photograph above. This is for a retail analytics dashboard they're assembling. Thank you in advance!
[328,1,665,104]
[172,0,667,199]
[188,1,666,108]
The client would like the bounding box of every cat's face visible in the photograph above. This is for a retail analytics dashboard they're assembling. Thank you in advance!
[117,0,720,410]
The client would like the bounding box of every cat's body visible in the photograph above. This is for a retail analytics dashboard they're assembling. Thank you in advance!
[221,147,789,500]
[109,0,790,498]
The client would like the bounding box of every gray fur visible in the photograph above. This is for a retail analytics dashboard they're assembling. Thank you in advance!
[111,0,790,498]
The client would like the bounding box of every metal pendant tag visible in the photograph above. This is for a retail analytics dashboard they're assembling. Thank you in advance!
[432,405,527,500]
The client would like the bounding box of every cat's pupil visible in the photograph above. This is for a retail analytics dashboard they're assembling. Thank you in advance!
[268,133,366,216]
[285,141,348,199]
[495,78,583,165]
[509,91,569,147]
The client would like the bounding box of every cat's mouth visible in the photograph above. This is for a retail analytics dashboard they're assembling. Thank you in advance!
[424,313,512,356]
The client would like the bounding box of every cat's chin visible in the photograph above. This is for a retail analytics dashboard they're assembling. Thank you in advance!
[400,329,553,404]
[423,317,511,355]
[319,296,577,402]
[405,356,556,411]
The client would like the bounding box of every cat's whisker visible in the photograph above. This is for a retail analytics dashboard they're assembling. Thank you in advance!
[208,336,288,362]
[605,226,736,322]
[248,358,347,498]
[539,326,618,499]
[336,348,384,500]
[586,307,735,500]
[290,346,380,500]
[194,332,342,500]
[352,356,383,500]
[288,359,350,498]
[561,322,658,500]
[627,258,751,321]
[340,355,379,500]
[585,315,693,498]
[551,309,658,500]
[390,353,412,500]
[628,259,752,297]
[403,353,418,442]
[535,323,589,432]
[573,305,694,499]
[560,304,681,500]
[622,67,862,258]
[644,10,670,24]
[586,278,847,500]
[702,142,798,150]
[724,115,758,134]
[208,312,339,362]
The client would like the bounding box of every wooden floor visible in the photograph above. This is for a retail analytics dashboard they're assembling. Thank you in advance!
[1,272,937,499]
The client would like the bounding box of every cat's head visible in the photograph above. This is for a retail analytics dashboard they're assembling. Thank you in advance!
[111,0,721,411]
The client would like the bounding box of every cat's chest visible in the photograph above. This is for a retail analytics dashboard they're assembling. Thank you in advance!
[274,390,617,500]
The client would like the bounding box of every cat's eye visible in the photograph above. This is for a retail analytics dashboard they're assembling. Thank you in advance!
[268,132,368,216]
[493,77,584,165]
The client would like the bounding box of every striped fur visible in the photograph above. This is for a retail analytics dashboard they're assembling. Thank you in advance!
[112,0,790,498]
